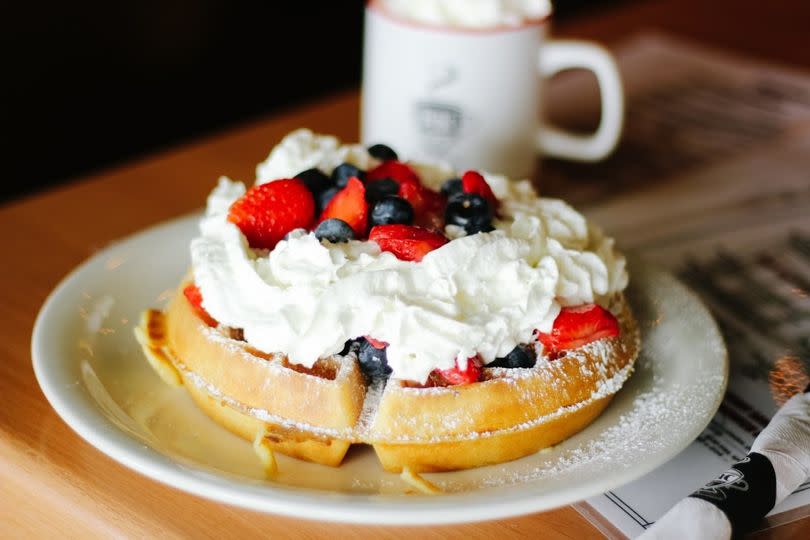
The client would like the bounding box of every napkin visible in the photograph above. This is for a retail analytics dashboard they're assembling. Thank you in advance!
[640,384,810,540]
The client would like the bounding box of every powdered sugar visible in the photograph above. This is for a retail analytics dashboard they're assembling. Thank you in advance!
[453,374,726,492]
[355,378,386,434]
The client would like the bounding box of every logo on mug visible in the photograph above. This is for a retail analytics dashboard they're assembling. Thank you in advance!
[414,101,464,159]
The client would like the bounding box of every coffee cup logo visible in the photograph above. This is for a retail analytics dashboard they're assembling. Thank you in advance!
[414,101,463,158]
[414,64,464,159]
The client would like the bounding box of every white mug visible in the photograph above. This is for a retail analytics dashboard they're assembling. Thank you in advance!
[360,1,624,179]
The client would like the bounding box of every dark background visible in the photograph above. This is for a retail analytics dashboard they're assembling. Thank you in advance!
[2,0,628,204]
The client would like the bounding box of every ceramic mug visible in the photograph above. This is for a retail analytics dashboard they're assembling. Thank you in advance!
[360,1,624,179]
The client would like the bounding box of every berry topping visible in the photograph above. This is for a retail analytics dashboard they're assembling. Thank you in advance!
[338,339,355,356]
[357,338,392,381]
[319,177,368,238]
[368,143,398,161]
[228,179,315,250]
[461,170,499,213]
[365,178,400,204]
[432,356,482,385]
[370,196,414,227]
[441,177,463,197]
[294,168,332,201]
[445,193,493,234]
[369,224,448,262]
[183,283,218,327]
[314,218,355,243]
[332,162,366,188]
[463,213,496,235]
[489,345,536,368]
[364,336,388,349]
[367,160,421,186]
[537,304,620,353]
[399,182,446,230]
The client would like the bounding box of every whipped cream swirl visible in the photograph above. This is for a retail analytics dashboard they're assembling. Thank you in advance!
[191,129,627,383]
[377,0,552,28]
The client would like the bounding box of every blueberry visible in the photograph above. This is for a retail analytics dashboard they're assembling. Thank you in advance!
[339,339,358,355]
[445,193,493,234]
[368,143,398,161]
[370,196,414,226]
[365,178,400,204]
[464,213,495,234]
[441,177,463,197]
[332,162,366,188]
[317,186,340,214]
[357,338,392,380]
[489,346,535,369]
[314,218,355,243]
[295,168,333,197]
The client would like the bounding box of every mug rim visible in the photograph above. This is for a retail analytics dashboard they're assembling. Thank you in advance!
[366,0,551,34]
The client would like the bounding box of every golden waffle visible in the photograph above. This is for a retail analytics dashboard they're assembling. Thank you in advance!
[136,280,640,472]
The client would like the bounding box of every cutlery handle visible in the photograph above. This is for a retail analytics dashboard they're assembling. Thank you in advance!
[641,388,810,540]
[688,452,776,537]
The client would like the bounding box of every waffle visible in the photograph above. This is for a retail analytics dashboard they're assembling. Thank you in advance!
[136,279,639,473]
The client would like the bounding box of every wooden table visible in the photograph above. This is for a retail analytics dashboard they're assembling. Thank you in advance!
[3,0,809,537]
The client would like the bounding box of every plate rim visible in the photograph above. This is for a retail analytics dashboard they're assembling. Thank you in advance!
[31,213,728,525]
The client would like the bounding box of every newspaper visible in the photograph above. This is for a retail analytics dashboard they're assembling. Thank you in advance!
[539,34,810,538]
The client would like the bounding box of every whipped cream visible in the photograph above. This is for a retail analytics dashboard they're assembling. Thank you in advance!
[191,129,628,383]
[256,130,373,184]
[377,0,552,28]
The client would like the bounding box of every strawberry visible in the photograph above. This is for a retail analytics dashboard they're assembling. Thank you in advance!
[461,170,499,214]
[367,160,421,186]
[228,179,315,250]
[369,224,448,262]
[398,182,446,230]
[432,356,483,386]
[318,177,368,238]
[537,304,620,353]
[183,283,218,327]
[365,336,388,349]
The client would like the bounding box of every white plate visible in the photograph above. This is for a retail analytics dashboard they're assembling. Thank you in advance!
[32,214,727,525]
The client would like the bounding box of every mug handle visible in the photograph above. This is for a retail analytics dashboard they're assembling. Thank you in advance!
[537,40,624,161]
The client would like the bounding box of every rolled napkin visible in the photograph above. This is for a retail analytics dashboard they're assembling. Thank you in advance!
[640,383,810,540]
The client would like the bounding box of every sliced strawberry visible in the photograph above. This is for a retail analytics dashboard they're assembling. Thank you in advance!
[461,170,499,214]
[369,224,448,262]
[228,179,315,250]
[183,283,218,327]
[421,189,448,230]
[398,182,446,230]
[537,304,620,353]
[397,181,424,209]
[318,177,368,238]
[367,160,421,186]
[432,356,483,386]
[365,336,388,349]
